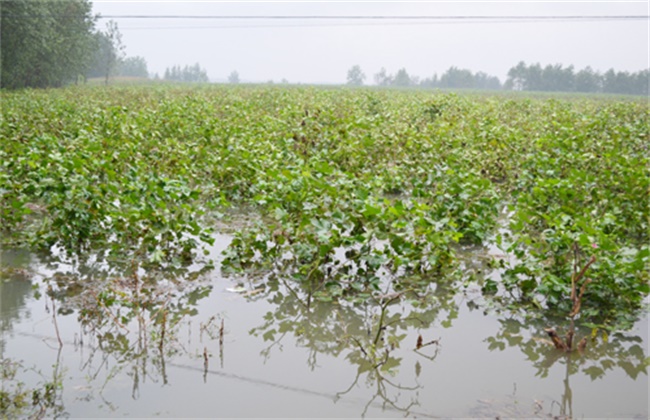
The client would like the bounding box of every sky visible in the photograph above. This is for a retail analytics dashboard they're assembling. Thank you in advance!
[90,1,650,84]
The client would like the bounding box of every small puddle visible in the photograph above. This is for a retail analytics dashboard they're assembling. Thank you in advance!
[1,237,647,418]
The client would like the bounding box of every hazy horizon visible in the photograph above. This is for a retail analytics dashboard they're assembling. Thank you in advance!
[91,1,649,84]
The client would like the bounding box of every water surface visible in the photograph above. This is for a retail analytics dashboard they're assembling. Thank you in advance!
[1,239,647,418]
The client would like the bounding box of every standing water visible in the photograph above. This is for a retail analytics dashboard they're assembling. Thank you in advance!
[1,236,648,418]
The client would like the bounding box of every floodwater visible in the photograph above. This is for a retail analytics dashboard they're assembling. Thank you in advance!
[1,235,648,418]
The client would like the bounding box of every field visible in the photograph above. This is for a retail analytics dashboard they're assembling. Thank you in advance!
[1,85,649,417]
[2,85,648,327]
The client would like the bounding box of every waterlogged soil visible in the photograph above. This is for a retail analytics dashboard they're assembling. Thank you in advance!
[1,237,648,419]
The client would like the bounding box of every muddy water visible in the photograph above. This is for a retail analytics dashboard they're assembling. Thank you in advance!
[1,237,648,418]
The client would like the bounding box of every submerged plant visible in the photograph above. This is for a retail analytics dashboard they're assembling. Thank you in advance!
[1,85,647,329]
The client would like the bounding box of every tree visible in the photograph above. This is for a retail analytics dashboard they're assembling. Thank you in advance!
[419,74,439,88]
[228,70,240,84]
[85,21,126,83]
[163,63,209,83]
[474,72,501,90]
[118,56,149,78]
[393,68,411,87]
[574,66,600,93]
[505,61,527,91]
[504,62,646,95]
[439,67,473,89]
[1,0,97,89]
[374,67,392,86]
[346,65,366,86]
[101,20,125,85]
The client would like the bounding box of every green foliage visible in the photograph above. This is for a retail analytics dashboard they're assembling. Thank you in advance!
[0,88,214,267]
[493,99,649,327]
[0,359,65,418]
[1,85,647,328]
[1,0,96,89]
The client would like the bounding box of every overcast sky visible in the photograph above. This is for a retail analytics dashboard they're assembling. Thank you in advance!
[91,1,649,84]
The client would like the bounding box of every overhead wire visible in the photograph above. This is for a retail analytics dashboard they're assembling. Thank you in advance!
[89,14,649,31]
[115,17,647,31]
[94,15,648,20]
[5,14,647,20]
[6,13,646,30]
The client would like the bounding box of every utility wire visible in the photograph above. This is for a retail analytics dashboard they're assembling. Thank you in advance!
[117,18,643,31]
[96,14,648,20]
[91,14,647,30]
[5,14,648,20]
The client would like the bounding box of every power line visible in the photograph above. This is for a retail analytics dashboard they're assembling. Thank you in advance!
[4,14,648,20]
[117,18,644,31]
[95,14,648,30]
[96,14,648,20]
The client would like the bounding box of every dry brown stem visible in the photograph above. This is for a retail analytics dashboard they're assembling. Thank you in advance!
[577,337,588,352]
[545,252,596,352]
[545,328,568,351]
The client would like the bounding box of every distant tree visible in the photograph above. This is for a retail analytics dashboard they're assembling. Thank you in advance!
[118,56,149,78]
[505,61,527,90]
[374,67,392,86]
[419,74,439,88]
[538,64,574,92]
[436,67,501,90]
[228,71,240,84]
[86,32,110,78]
[505,61,646,95]
[163,63,208,83]
[527,63,543,91]
[85,20,125,85]
[1,0,97,89]
[281,78,289,84]
[474,71,502,90]
[574,66,600,92]
[101,20,125,84]
[393,68,411,87]
[346,65,366,86]
[439,67,473,89]
[634,69,649,96]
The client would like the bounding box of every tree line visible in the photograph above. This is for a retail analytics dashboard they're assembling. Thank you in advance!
[1,1,645,94]
[163,64,209,83]
[1,0,97,89]
[504,62,649,95]
[1,0,210,88]
[348,64,648,96]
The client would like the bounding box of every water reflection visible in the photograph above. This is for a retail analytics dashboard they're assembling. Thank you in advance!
[482,315,648,418]
[1,248,217,418]
[1,249,35,357]
[248,274,457,417]
[1,248,69,418]
[2,243,648,418]
[1,249,34,341]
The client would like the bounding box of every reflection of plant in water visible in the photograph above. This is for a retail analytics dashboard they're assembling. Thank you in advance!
[487,316,648,380]
[248,276,454,417]
[0,267,35,356]
[481,239,647,418]
[0,353,66,419]
[26,252,217,407]
[484,315,648,418]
